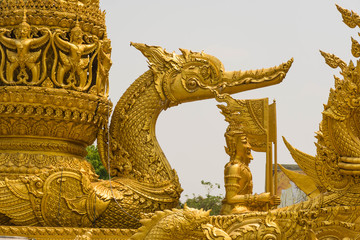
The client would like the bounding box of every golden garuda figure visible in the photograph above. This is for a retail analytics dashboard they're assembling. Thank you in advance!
[0,0,294,233]
[53,21,98,90]
[0,11,50,84]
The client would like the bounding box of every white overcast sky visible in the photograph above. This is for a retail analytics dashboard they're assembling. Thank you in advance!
[99,0,360,199]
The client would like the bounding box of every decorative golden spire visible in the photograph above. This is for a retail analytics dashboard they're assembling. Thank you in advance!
[0,0,106,38]
[336,4,360,29]
[18,7,30,30]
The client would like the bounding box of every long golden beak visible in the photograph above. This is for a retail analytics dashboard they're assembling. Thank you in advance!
[220,58,293,94]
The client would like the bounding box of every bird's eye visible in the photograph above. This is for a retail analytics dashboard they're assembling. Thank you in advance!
[184,78,199,92]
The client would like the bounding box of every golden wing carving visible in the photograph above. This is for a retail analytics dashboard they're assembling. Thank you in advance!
[30,31,50,50]
[278,164,320,198]
[27,50,42,63]
[53,33,71,53]
[282,137,323,189]
[79,57,90,69]
[0,178,37,226]
[6,49,17,63]
[59,50,71,66]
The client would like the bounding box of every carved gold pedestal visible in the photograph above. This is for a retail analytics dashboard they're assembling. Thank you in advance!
[0,226,135,240]
[0,87,109,181]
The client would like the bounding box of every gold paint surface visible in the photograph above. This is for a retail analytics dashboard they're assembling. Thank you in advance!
[215,94,280,215]
[5,0,360,240]
[129,5,360,240]
[0,0,293,235]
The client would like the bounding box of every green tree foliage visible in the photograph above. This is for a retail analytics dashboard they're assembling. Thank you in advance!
[85,145,109,180]
[181,180,223,216]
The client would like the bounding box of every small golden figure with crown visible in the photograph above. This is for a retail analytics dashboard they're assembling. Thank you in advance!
[53,21,98,89]
[216,93,280,214]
